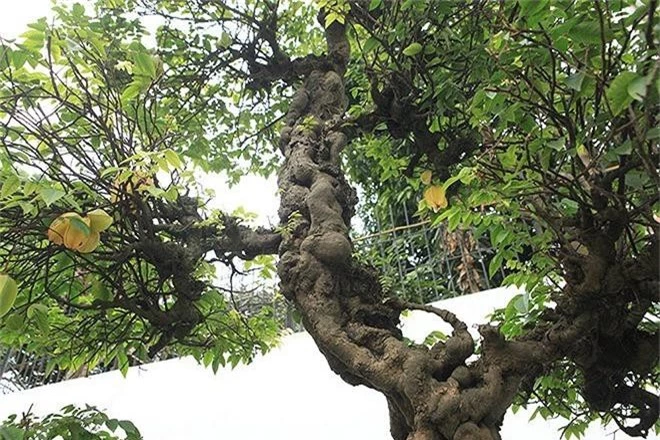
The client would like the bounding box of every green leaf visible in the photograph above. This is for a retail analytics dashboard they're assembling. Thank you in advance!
[211,353,223,373]
[100,167,120,178]
[429,117,440,133]
[498,145,518,168]
[513,294,529,313]
[627,75,647,101]
[363,36,379,53]
[120,81,142,104]
[0,46,11,70]
[11,50,28,69]
[325,12,343,27]
[402,42,423,56]
[488,253,503,278]
[0,175,20,199]
[447,209,461,231]
[39,187,65,206]
[133,52,156,79]
[442,167,475,191]
[72,2,85,16]
[646,127,660,140]
[117,348,129,377]
[91,279,113,302]
[606,71,638,116]
[625,170,647,189]
[164,186,179,201]
[490,226,510,246]
[106,419,119,432]
[28,304,49,334]
[0,426,24,440]
[20,29,45,46]
[218,32,232,49]
[568,22,602,44]
[423,330,447,346]
[0,274,18,318]
[546,138,564,151]
[164,149,183,169]
[369,0,382,10]
[27,303,48,319]
[5,314,24,331]
[118,420,138,435]
[565,71,585,91]
[518,0,548,19]
[202,350,214,367]
[26,19,47,32]
[613,140,632,156]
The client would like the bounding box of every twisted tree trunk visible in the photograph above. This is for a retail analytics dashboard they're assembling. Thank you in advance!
[276,19,658,440]
[276,20,503,440]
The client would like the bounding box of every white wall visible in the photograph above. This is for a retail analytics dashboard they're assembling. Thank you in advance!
[1,288,655,440]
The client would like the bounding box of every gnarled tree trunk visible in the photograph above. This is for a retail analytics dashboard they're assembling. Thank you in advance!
[276,17,658,440]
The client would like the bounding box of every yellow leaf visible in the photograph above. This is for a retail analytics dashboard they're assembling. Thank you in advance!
[424,185,448,212]
[420,170,432,185]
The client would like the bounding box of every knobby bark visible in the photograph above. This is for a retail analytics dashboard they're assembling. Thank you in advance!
[276,19,658,440]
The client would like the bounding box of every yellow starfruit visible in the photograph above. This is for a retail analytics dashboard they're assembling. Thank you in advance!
[424,185,448,212]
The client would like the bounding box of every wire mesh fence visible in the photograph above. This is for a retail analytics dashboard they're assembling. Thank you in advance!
[0,347,67,394]
[352,202,503,304]
[1,201,503,394]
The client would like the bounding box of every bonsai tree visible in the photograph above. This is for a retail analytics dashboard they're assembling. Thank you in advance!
[0,1,657,439]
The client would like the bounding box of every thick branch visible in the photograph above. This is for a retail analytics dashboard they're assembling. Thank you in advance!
[214,215,281,259]
[246,54,334,90]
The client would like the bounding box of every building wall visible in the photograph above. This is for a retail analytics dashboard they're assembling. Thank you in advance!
[0,288,656,440]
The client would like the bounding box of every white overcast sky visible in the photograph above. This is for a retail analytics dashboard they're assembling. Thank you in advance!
[0,0,280,227]
[1,1,53,39]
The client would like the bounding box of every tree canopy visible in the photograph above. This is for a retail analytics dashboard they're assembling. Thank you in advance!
[0,1,658,439]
